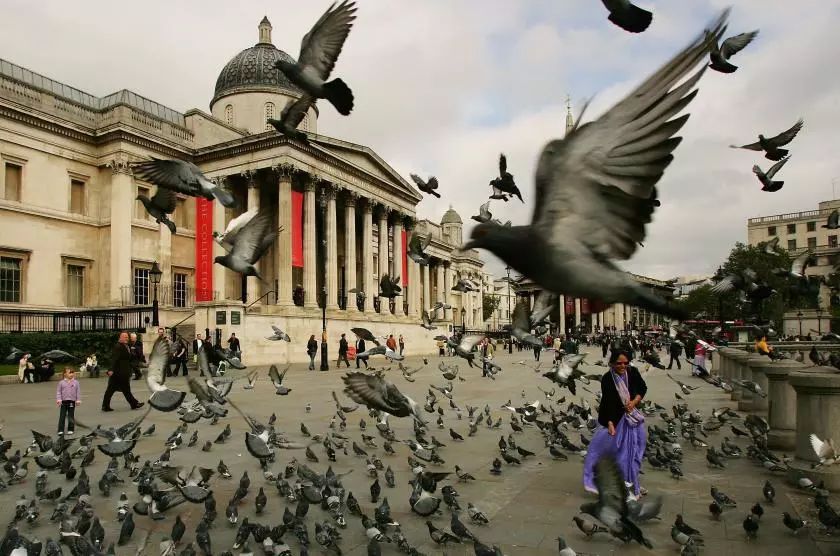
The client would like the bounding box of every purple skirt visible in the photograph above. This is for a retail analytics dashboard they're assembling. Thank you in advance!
[583,415,647,496]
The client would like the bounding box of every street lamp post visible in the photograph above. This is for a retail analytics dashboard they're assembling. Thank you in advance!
[461,307,466,335]
[149,261,162,327]
[506,266,513,353]
[817,307,824,335]
[319,193,329,371]
[797,311,803,339]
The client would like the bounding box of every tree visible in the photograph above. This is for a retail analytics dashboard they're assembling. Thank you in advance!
[482,295,501,322]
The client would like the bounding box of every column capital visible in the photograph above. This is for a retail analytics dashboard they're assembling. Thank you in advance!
[107,154,133,176]
[303,174,318,192]
[320,184,336,202]
[209,175,228,188]
[240,168,258,187]
[375,203,390,221]
[345,190,359,207]
[402,214,415,231]
[362,197,374,213]
[271,162,296,180]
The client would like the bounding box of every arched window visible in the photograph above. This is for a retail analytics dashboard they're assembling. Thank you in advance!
[299,114,308,132]
[264,102,275,130]
[224,104,234,125]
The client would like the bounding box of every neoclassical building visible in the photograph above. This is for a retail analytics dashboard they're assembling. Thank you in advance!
[0,18,464,360]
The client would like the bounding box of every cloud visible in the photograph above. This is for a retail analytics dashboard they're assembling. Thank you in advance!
[2,0,838,284]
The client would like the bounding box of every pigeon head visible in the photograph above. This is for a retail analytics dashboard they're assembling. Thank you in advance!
[462,222,531,259]
[273,59,297,76]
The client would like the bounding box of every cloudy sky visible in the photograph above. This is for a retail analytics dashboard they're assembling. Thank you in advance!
[3,0,838,280]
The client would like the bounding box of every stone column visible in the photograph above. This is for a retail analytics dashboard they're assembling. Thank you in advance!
[303,177,317,308]
[392,214,403,284]
[747,358,775,412]
[344,193,358,311]
[765,361,803,450]
[324,186,339,310]
[728,351,751,402]
[738,355,764,411]
[436,264,445,312]
[244,170,260,303]
[361,200,374,313]
[442,265,452,321]
[787,368,840,489]
[377,207,389,314]
[276,164,293,306]
[558,295,566,335]
[409,261,420,317]
[574,298,581,334]
[107,156,133,304]
[422,264,431,314]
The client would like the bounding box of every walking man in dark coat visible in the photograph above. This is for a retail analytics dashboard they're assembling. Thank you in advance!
[355,337,368,369]
[337,333,350,368]
[102,331,144,411]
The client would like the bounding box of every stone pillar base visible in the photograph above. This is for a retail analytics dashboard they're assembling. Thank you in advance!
[786,458,840,491]
[767,429,795,451]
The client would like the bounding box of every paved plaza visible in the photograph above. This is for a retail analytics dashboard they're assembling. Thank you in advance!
[0,345,830,555]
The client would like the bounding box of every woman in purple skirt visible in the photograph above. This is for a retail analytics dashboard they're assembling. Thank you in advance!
[583,350,648,498]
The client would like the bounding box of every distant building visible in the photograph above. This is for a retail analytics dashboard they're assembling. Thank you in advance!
[672,275,713,299]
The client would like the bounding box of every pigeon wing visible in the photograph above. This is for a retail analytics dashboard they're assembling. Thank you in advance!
[268,365,282,389]
[720,30,759,59]
[499,153,507,175]
[810,433,836,459]
[512,299,532,333]
[279,95,314,130]
[131,158,199,196]
[767,118,804,148]
[145,336,173,390]
[297,0,357,80]
[342,373,406,416]
[150,187,177,214]
[458,335,484,353]
[791,249,813,276]
[426,177,439,191]
[764,156,790,179]
[409,174,427,189]
[197,345,211,376]
[351,327,376,342]
[230,209,276,265]
[532,11,728,261]
[479,201,492,220]
[594,455,629,522]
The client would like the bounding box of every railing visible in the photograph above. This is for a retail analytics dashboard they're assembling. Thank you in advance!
[0,307,153,333]
[373,297,381,312]
[748,208,828,225]
[246,291,276,310]
[120,284,217,308]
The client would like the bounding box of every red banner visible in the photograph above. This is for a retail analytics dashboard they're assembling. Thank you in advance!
[291,191,303,268]
[195,197,214,301]
[565,297,574,315]
[590,299,611,313]
[581,298,590,314]
[401,230,408,285]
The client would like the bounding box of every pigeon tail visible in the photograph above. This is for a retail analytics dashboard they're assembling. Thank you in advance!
[709,60,737,73]
[766,149,788,161]
[162,218,177,235]
[608,3,653,33]
[149,389,186,413]
[323,78,354,115]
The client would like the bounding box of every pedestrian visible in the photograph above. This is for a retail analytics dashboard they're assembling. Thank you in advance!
[172,339,188,377]
[666,340,682,370]
[83,354,100,378]
[437,339,445,357]
[227,333,241,359]
[102,331,144,412]
[582,350,647,498]
[533,342,541,361]
[37,358,56,382]
[693,341,707,377]
[307,335,318,370]
[337,333,350,368]
[355,336,368,369]
[601,336,610,358]
[386,334,397,352]
[128,332,144,380]
[56,367,81,436]
[18,353,33,383]
[398,335,405,356]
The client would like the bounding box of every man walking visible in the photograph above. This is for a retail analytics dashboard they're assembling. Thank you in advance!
[227,333,241,359]
[337,333,350,368]
[172,338,188,377]
[667,339,682,370]
[355,336,368,369]
[398,335,405,356]
[386,334,397,353]
[128,332,144,380]
[102,331,143,412]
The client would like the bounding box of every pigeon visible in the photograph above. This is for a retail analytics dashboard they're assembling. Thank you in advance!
[783,512,807,534]
[810,433,838,467]
[572,515,607,538]
[213,210,257,251]
[410,174,441,198]
[136,186,177,233]
[601,0,653,33]
[510,300,543,348]
[145,337,185,412]
[268,95,313,143]
[707,30,759,73]
[378,273,402,299]
[214,208,275,279]
[266,325,291,342]
[743,514,759,540]
[823,210,840,230]
[268,365,293,395]
[763,480,775,503]
[471,201,494,224]
[461,10,731,320]
[425,520,461,545]
[131,158,235,207]
[753,156,790,192]
[342,372,423,421]
[408,234,432,266]
[490,153,523,203]
[731,119,804,161]
[273,0,357,116]
[579,456,653,548]
[420,311,436,331]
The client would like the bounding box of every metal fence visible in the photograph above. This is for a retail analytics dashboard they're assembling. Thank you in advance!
[0,306,153,333]
[120,285,217,308]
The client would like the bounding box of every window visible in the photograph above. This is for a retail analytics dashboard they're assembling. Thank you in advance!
[830,235,838,247]
[135,186,150,220]
[808,237,817,248]
[133,267,150,305]
[0,256,22,303]
[66,265,84,306]
[373,255,379,277]
[173,272,187,308]
[300,115,309,132]
[767,226,776,236]
[787,239,797,250]
[224,104,234,125]
[70,179,85,215]
[264,102,275,130]
[807,221,817,232]
[174,197,190,229]
[787,223,796,234]
[4,163,21,202]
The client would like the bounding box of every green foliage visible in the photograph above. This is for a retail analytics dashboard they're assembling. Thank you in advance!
[0,331,124,364]
[483,295,502,322]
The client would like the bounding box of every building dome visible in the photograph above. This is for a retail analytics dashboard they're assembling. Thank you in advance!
[210,17,302,108]
[440,206,462,225]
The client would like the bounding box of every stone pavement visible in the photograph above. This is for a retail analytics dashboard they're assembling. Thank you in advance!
[0,345,827,555]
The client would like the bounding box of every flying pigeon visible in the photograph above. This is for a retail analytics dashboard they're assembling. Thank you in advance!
[489,154,523,203]
[410,174,441,198]
[136,186,177,234]
[268,95,314,143]
[145,336,186,412]
[601,0,653,33]
[266,325,291,342]
[753,156,790,192]
[462,11,731,319]
[131,158,235,207]
[731,119,804,161]
[213,210,258,252]
[268,365,293,395]
[273,0,357,116]
[707,30,759,73]
[341,372,423,421]
[407,234,432,265]
[214,208,276,279]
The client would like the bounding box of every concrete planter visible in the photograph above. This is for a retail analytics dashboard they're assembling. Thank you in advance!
[764,361,803,450]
